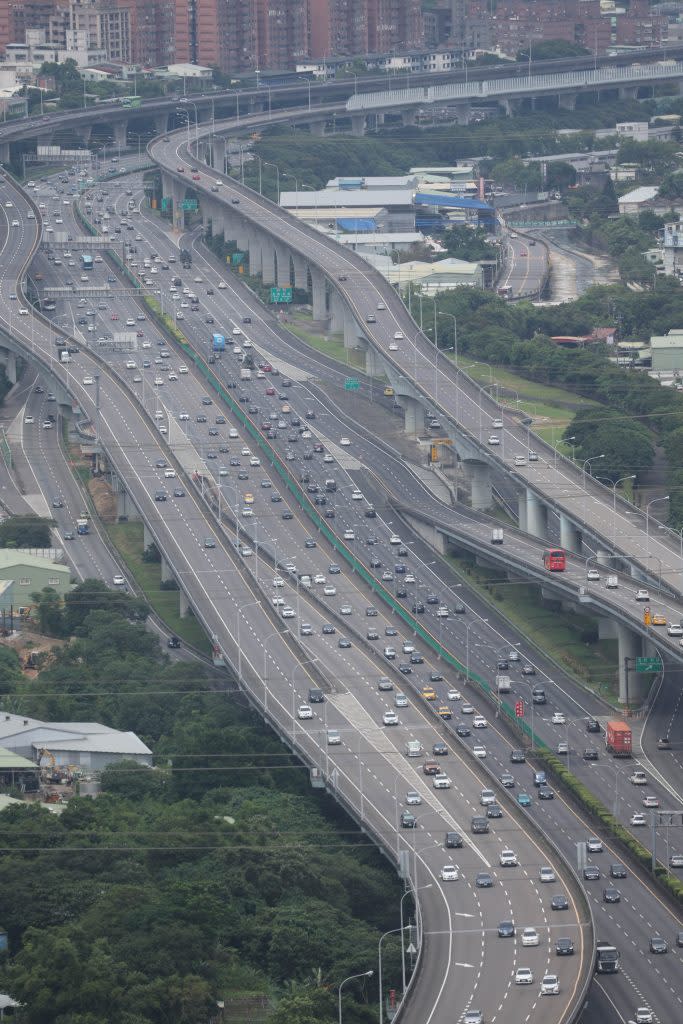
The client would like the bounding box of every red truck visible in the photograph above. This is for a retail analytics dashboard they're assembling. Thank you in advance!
[605,721,632,757]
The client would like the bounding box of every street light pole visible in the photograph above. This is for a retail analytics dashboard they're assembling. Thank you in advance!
[338,970,373,1024]
[400,884,432,994]
[379,927,409,1024]
[646,495,670,556]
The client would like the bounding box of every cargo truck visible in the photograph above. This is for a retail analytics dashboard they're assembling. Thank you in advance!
[212,333,225,352]
[491,528,504,544]
[496,675,512,694]
[76,518,89,535]
[239,367,252,381]
[595,943,620,973]
[605,720,632,757]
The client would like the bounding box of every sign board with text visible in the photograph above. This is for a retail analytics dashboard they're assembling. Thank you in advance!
[636,657,661,673]
[270,286,292,303]
[344,378,360,391]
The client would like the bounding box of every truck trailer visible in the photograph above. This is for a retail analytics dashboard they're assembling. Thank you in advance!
[605,720,632,757]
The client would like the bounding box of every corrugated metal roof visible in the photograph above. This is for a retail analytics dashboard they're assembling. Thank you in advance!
[280,188,415,207]
[414,193,492,210]
[619,186,659,204]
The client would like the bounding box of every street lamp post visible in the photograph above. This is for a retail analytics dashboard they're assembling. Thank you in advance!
[379,927,410,1024]
[338,970,373,1024]
[236,600,261,681]
[646,495,670,556]
[399,884,432,994]
[582,453,605,489]
[282,171,299,209]
[263,160,280,202]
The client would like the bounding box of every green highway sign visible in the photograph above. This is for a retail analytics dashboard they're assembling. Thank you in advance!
[181,199,198,210]
[270,286,293,303]
[636,657,661,673]
[160,197,171,211]
[344,377,360,391]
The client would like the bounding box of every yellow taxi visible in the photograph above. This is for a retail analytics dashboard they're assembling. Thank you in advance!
[421,686,437,701]
[437,705,452,719]
[384,386,395,397]
[281,403,291,414]
[244,493,255,504]
[651,613,667,626]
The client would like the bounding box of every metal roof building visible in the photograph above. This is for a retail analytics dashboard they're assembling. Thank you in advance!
[0,713,152,771]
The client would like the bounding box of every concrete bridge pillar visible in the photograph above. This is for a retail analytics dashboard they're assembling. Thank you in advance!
[344,309,361,350]
[112,120,127,149]
[329,289,345,334]
[275,246,291,288]
[153,113,168,136]
[2,350,17,385]
[526,488,547,540]
[518,492,527,534]
[558,92,577,111]
[402,396,421,436]
[170,177,186,231]
[310,268,327,322]
[74,124,92,145]
[160,555,173,583]
[247,232,262,276]
[619,85,638,101]
[179,589,191,617]
[211,209,225,242]
[236,222,249,252]
[596,549,612,567]
[364,342,382,378]
[559,513,580,553]
[616,622,646,706]
[0,142,10,164]
[310,120,326,136]
[143,523,154,550]
[116,487,140,520]
[292,254,308,291]
[261,241,276,285]
[402,109,417,126]
[468,461,493,511]
[212,136,226,174]
[350,114,366,136]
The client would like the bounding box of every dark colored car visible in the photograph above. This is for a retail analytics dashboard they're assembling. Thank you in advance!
[308,688,325,704]
[556,938,574,956]
[538,786,554,800]
[433,742,448,756]
[498,921,515,938]
[583,749,599,760]
[609,863,627,879]
[400,811,417,828]
[445,831,463,848]
[486,803,503,819]
[649,937,668,954]
[586,718,601,733]
[510,749,526,763]
[167,636,181,649]
[603,888,621,904]
[456,723,471,737]
[583,865,600,880]
[551,894,569,910]
[471,817,489,834]
[475,872,494,888]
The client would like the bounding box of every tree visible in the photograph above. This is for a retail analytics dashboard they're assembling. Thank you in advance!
[517,40,590,61]
[64,579,148,634]
[0,515,52,548]
[30,586,65,637]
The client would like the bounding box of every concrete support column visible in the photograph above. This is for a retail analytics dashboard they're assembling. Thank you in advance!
[402,396,421,436]
[171,177,185,231]
[350,114,366,136]
[153,113,167,136]
[558,92,577,111]
[247,232,262,276]
[2,351,17,384]
[329,290,345,334]
[0,142,10,164]
[343,308,360,350]
[402,109,417,125]
[212,136,226,174]
[275,246,291,288]
[179,589,190,617]
[211,209,224,242]
[596,549,612,567]
[559,513,580,553]
[143,523,154,550]
[75,124,92,145]
[364,343,382,378]
[526,488,547,540]
[112,120,127,149]
[616,623,645,705]
[469,461,493,511]
[310,120,326,136]
[160,555,173,583]
[310,268,327,322]
[518,492,527,533]
[116,487,139,520]
[292,254,307,291]
[236,223,249,252]
[261,242,276,285]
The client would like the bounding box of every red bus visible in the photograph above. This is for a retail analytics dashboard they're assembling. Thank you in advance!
[543,548,566,572]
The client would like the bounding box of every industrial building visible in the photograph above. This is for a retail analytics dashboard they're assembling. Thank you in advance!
[0,712,153,771]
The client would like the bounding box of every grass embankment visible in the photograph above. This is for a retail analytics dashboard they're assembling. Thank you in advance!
[107,521,212,655]
[447,552,621,703]
[286,316,366,370]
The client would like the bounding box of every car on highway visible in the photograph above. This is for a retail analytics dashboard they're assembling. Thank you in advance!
[447,688,461,700]
[406,791,422,805]
[583,865,600,880]
[82,375,94,385]
[445,831,463,848]
[522,927,540,946]
[487,435,500,445]
[556,937,574,956]
[472,715,487,729]
[667,623,683,636]
[500,772,515,787]
[631,812,647,826]
[586,837,603,853]
[635,1010,653,1023]
[440,864,458,881]
[432,773,451,789]
[551,894,568,910]
[297,705,313,720]
[539,866,555,883]
[514,968,533,985]
[649,936,668,954]
[551,711,566,724]
[112,574,126,586]
[521,663,536,675]
[669,854,683,868]
[602,887,621,904]
[475,872,494,888]
[400,811,416,828]
[383,711,399,726]
[462,1012,482,1024]
[541,975,559,996]
[456,723,470,737]
[642,795,659,808]
[499,848,517,866]
[472,745,487,758]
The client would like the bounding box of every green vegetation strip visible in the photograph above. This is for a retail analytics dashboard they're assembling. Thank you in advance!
[286,320,366,370]
[107,521,211,655]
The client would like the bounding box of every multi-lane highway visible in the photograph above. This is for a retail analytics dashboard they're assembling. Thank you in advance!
[0,166,597,1024]
[21,165,683,1023]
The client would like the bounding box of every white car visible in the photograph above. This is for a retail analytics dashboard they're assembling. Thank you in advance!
[447,688,462,701]
[297,705,313,720]
[19,308,29,315]
[343,530,355,541]
[313,574,326,585]
[461,704,474,714]
[24,415,34,425]
[323,586,337,597]
[393,331,404,339]
[389,342,398,351]
[472,715,487,729]
[82,376,95,385]
[630,812,647,826]
[491,418,503,429]
[389,534,401,545]
[282,607,296,619]
[487,435,500,445]
[515,968,533,985]
[433,773,452,789]
[499,848,518,866]
[586,837,603,853]
[635,1010,653,1024]
[514,455,526,466]
[272,576,285,588]
[539,866,555,883]
[440,864,459,881]
[473,745,487,758]
[406,791,422,805]
[272,597,285,607]
[112,574,126,586]
[351,490,363,500]
[340,437,351,446]
[635,589,650,602]
[586,569,600,581]
[541,975,560,996]
[551,712,566,725]
[667,623,683,637]
[383,710,399,726]
[522,927,540,947]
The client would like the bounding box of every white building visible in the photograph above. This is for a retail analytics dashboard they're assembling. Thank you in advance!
[618,186,659,215]
[365,254,483,293]
[0,713,152,772]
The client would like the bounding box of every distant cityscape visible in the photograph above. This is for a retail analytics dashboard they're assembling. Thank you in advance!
[0,0,679,78]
